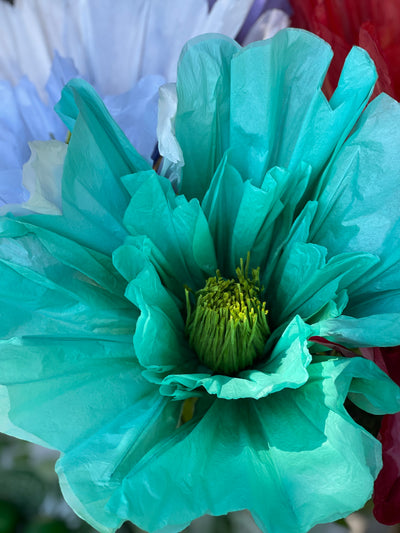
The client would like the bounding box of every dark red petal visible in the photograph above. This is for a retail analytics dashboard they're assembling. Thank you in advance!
[373,413,400,524]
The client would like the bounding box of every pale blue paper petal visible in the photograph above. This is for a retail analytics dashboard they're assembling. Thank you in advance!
[233,0,291,44]
[0,76,66,206]
[104,75,164,163]
[45,51,80,108]
[8,140,66,216]
[0,0,63,92]
[61,0,253,94]
[239,8,290,46]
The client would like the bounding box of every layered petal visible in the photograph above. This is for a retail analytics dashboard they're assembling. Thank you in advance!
[170,29,376,203]
[0,216,134,341]
[121,169,217,293]
[311,94,400,319]
[106,357,400,533]
[56,392,183,533]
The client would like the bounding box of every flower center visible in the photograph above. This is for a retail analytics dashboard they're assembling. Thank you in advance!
[185,256,270,375]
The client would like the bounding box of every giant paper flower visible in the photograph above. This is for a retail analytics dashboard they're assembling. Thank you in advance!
[0,0,290,208]
[289,0,400,100]
[1,29,400,533]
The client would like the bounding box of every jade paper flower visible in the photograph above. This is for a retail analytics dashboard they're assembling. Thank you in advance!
[1,28,400,533]
[0,0,289,208]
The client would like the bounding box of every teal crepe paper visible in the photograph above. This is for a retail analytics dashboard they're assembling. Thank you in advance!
[0,28,400,533]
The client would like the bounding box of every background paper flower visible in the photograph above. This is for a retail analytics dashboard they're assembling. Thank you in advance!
[360,346,400,525]
[0,0,290,209]
[1,28,400,533]
[289,0,400,100]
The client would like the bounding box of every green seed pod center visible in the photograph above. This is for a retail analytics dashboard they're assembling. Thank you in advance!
[185,256,270,375]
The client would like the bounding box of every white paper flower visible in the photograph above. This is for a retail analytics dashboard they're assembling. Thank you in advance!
[0,0,289,208]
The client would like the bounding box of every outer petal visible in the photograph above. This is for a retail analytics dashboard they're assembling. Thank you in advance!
[229,30,376,189]
[175,35,240,200]
[107,357,400,533]
[311,94,400,318]
[0,216,134,341]
[315,315,400,348]
[56,393,183,533]
[174,30,376,203]
[0,337,138,450]
[0,335,181,533]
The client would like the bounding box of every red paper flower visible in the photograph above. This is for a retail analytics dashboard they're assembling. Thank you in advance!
[360,347,400,524]
[290,0,400,100]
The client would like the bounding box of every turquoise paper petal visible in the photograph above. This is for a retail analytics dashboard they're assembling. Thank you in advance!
[315,314,400,348]
[20,79,151,255]
[160,315,311,400]
[229,30,375,188]
[107,356,399,533]
[269,242,378,326]
[201,150,314,278]
[0,217,135,340]
[122,170,217,294]
[175,35,240,201]
[122,256,196,375]
[0,337,142,453]
[311,94,400,316]
[56,393,182,533]
[113,235,184,306]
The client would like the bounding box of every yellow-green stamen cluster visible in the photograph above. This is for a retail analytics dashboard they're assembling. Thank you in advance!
[185,257,270,375]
